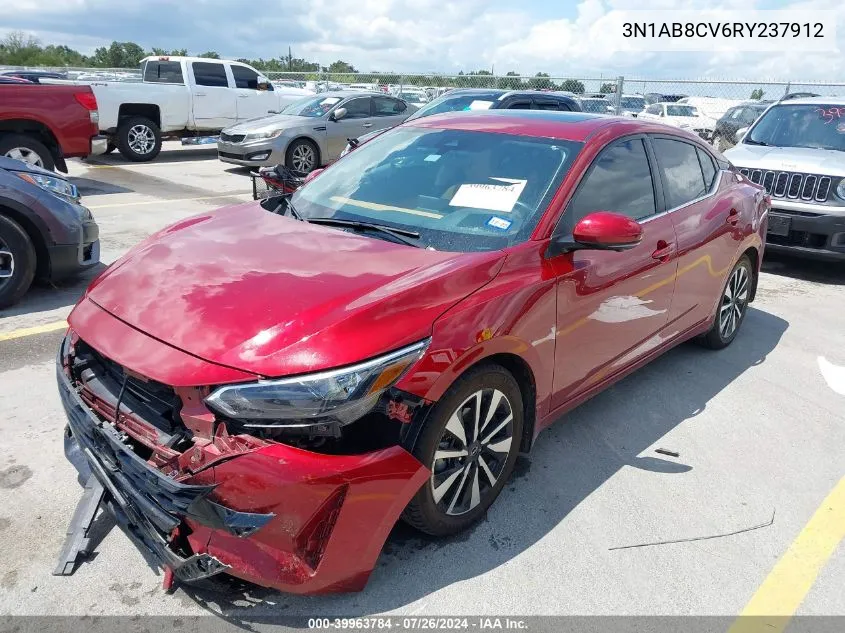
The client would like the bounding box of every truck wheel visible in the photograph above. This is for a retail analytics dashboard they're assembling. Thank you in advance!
[117,117,162,162]
[286,139,319,173]
[0,134,56,171]
[0,215,37,309]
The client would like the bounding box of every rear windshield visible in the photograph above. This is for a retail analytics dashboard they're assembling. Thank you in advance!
[292,127,583,252]
[143,61,184,84]
[406,92,502,121]
[667,105,697,117]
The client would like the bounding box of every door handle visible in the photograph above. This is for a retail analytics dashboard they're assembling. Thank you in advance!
[195,92,206,97]
[362,123,373,128]
[237,94,250,98]
[651,240,673,261]
[726,208,740,225]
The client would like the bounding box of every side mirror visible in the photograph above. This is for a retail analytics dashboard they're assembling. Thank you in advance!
[331,107,347,121]
[735,126,749,141]
[546,212,643,258]
[304,168,324,183]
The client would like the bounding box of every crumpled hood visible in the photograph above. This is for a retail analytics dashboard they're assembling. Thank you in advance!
[724,144,845,177]
[223,114,311,134]
[82,202,504,377]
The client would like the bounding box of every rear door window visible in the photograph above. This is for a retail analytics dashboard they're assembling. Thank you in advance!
[652,138,707,208]
[533,99,571,111]
[144,61,184,84]
[373,96,406,116]
[192,62,229,87]
[231,65,259,89]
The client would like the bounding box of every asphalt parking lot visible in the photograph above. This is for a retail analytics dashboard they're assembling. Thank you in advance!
[0,143,843,622]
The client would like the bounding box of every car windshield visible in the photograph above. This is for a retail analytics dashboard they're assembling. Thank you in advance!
[406,93,501,121]
[291,127,582,252]
[747,104,845,151]
[666,105,698,117]
[400,92,427,101]
[620,97,645,110]
[281,95,344,117]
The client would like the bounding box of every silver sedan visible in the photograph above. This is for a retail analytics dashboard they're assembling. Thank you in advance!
[217,91,414,171]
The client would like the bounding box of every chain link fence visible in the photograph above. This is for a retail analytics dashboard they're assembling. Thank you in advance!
[4,64,844,109]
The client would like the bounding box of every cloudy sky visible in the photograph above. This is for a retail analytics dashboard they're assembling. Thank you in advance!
[2,0,843,81]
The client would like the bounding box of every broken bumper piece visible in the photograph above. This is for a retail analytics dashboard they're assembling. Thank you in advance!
[59,364,270,584]
[58,362,430,594]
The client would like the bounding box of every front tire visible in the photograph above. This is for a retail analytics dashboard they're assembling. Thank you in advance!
[117,116,162,162]
[402,364,523,536]
[699,255,752,350]
[0,215,37,309]
[285,139,319,173]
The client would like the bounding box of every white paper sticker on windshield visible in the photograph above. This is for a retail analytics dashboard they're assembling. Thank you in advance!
[449,178,527,213]
[424,154,441,162]
[467,100,493,110]
[320,97,341,105]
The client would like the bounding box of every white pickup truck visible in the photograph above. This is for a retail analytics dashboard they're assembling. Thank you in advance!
[80,56,312,162]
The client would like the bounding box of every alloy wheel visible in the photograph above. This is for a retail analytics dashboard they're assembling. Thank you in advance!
[430,388,514,516]
[0,237,14,287]
[291,144,316,172]
[4,147,45,168]
[128,125,156,155]
[719,264,749,339]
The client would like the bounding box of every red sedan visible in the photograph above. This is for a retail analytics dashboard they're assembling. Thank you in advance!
[58,111,769,594]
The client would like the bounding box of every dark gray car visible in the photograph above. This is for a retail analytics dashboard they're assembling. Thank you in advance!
[0,156,100,307]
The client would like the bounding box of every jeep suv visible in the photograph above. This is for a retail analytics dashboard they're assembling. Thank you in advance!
[724,97,845,261]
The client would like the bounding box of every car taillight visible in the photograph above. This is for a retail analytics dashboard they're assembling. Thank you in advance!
[74,92,99,124]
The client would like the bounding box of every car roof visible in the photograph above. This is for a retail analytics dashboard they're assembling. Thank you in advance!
[403,109,706,143]
[313,90,387,98]
[771,96,845,106]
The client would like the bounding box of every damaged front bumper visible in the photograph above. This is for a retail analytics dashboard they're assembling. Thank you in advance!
[58,350,429,594]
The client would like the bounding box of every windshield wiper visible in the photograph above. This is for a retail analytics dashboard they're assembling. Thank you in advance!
[743,138,771,146]
[285,197,306,221]
[306,217,421,247]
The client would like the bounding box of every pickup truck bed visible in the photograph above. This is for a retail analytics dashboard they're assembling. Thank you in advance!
[0,84,106,172]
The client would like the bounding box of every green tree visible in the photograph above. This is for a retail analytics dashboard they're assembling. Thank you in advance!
[528,72,554,90]
[0,31,44,65]
[90,41,146,67]
[326,60,357,74]
[750,88,765,100]
[600,82,615,94]
[559,78,585,94]
[499,71,523,90]
[198,51,220,59]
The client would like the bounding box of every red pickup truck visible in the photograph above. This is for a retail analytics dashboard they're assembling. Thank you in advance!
[0,84,107,172]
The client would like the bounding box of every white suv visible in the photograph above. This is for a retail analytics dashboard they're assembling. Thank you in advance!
[724,97,845,261]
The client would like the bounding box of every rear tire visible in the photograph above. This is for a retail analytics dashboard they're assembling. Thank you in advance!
[0,134,56,171]
[117,116,162,162]
[698,255,752,350]
[402,364,523,536]
[0,215,37,309]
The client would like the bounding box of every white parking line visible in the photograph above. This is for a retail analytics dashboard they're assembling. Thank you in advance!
[818,356,845,396]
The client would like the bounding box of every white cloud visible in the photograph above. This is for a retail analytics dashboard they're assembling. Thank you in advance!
[2,0,844,85]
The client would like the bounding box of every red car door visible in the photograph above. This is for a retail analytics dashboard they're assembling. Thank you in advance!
[649,136,744,334]
[549,136,679,410]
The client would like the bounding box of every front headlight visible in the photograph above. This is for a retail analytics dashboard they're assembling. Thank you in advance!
[244,129,284,141]
[13,171,79,201]
[205,340,429,430]
[836,179,845,200]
